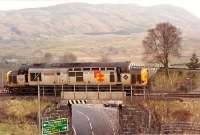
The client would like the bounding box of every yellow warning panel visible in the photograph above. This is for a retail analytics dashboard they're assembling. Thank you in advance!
[141,68,148,85]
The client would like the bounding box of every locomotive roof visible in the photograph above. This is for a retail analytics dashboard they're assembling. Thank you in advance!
[19,61,130,73]
[30,62,130,68]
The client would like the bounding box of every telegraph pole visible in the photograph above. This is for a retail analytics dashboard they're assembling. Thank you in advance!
[38,78,41,135]
[61,80,64,99]
[1,70,3,90]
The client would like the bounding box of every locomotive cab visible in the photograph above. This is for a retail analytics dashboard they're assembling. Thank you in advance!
[131,68,148,86]
[6,70,28,85]
[6,71,17,85]
[121,68,148,87]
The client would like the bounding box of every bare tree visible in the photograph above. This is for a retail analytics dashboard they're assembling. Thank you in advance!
[143,22,182,74]
[43,52,53,63]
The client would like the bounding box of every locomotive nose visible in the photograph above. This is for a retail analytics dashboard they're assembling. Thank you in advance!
[6,71,12,84]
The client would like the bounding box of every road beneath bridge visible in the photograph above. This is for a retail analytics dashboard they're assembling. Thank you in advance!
[72,104,119,135]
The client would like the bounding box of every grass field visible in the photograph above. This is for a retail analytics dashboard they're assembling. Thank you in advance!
[126,98,200,130]
[0,97,55,135]
[142,99,200,124]
[0,34,199,64]
[0,123,38,135]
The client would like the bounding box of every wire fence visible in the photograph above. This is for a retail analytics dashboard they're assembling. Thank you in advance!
[161,122,200,134]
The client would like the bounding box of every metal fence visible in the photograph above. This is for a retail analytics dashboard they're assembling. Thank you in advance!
[161,122,200,134]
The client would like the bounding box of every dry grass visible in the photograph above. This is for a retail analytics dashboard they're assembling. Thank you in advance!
[0,98,52,121]
[142,99,200,124]
[0,97,55,135]
[152,71,187,92]
[189,72,200,90]
[151,70,200,92]
[6,99,49,120]
[0,123,38,135]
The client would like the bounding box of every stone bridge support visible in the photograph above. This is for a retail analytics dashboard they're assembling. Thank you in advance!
[118,105,160,135]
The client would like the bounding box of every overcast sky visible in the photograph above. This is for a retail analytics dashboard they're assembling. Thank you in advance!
[0,0,199,18]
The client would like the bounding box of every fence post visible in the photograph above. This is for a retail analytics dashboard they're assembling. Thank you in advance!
[131,85,133,103]
[73,85,75,99]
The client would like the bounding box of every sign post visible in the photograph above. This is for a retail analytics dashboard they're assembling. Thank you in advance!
[38,78,41,135]
[42,118,68,135]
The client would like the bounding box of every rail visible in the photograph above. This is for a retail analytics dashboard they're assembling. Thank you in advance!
[134,93,200,98]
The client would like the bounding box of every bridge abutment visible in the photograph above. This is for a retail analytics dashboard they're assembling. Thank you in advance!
[118,104,160,135]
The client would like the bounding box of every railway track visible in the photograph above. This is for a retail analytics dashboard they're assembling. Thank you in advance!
[134,93,200,98]
[1,87,200,99]
[0,89,60,97]
[165,93,200,98]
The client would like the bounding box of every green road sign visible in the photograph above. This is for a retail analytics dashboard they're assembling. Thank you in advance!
[42,118,68,135]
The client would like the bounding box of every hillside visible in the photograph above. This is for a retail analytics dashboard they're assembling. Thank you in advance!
[0,3,199,40]
[0,3,200,63]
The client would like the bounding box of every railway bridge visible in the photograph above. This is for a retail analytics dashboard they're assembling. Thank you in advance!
[39,84,148,135]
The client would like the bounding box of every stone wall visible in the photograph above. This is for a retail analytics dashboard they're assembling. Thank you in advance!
[42,102,73,135]
[118,105,160,135]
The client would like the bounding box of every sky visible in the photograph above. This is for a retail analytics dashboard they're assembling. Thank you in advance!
[0,0,199,18]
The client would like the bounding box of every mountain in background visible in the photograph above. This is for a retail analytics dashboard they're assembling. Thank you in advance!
[0,3,200,40]
[0,3,200,63]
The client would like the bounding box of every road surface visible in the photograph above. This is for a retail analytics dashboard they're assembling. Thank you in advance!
[72,104,118,135]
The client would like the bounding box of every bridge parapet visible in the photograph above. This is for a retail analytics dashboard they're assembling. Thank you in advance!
[61,91,126,101]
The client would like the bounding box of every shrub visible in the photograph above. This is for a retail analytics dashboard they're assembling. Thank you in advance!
[171,109,192,122]
[152,70,187,92]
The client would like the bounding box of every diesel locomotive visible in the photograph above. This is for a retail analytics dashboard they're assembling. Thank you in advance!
[4,62,149,94]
